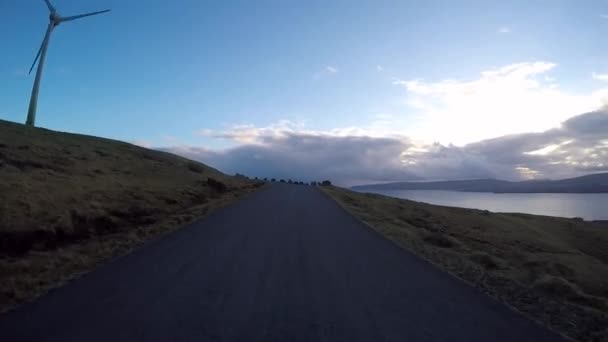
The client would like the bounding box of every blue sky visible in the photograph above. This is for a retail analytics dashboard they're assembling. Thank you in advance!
[2,0,608,183]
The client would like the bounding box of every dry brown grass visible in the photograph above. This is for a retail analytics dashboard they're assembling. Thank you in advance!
[322,186,608,342]
[0,119,261,313]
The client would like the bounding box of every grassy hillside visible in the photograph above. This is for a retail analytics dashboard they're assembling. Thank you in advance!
[323,186,608,342]
[0,119,259,312]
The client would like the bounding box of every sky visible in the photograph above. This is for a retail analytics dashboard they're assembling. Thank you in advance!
[1,0,608,185]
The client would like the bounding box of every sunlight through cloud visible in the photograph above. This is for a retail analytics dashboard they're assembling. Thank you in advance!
[394,62,608,145]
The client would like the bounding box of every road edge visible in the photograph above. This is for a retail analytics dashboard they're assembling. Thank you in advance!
[318,185,575,342]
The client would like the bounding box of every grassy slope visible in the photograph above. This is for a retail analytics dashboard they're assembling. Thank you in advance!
[323,186,608,342]
[0,119,259,312]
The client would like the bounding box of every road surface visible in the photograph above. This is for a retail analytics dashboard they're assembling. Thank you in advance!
[0,184,564,341]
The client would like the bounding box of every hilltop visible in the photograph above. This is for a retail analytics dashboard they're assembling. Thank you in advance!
[0,119,258,312]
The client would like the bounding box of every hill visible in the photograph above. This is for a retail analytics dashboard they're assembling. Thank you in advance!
[0,119,259,312]
[352,173,608,193]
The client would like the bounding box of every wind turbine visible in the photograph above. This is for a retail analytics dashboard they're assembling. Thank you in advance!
[25,0,110,127]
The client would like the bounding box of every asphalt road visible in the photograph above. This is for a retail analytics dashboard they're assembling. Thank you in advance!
[0,183,565,342]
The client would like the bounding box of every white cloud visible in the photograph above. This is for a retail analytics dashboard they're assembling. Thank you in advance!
[161,62,608,185]
[200,120,308,144]
[313,65,338,80]
[200,119,407,144]
[394,61,608,145]
[376,65,384,72]
[601,14,608,19]
[497,26,511,34]
[165,110,608,185]
[593,72,608,81]
[326,66,338,74]
[524,142,564,156]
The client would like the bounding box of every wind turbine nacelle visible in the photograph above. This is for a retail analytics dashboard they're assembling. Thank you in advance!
[50,12,61,25]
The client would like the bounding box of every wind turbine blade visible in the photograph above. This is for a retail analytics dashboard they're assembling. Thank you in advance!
[59,9,111,23]
[29,30,50,74]
[43,0,55,12]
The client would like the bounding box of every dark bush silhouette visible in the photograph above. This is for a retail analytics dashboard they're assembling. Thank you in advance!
[321,180,332,186]
[207,177,228,192]
[187,162,204,173]
[263,177,268,181]
[311,181,317,186]
[280,179,285,183]
[288,179,293,184]
[271,178,276,182]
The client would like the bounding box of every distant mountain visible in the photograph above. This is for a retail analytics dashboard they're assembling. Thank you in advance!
[351,173,608,193]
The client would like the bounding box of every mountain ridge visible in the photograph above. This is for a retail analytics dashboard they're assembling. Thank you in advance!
[352,173,608,193]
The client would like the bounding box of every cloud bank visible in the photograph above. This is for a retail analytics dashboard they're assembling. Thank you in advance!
[394,62,608,145]
[163,109,608,186]
[160,62,608,186]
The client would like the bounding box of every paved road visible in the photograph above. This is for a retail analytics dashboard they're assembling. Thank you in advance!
[0,184,564,341]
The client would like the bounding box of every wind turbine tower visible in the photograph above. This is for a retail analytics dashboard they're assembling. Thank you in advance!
[25,0,110,127]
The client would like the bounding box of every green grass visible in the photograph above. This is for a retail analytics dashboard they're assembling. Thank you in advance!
[0,119,261,313]
[322,186,608,342]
